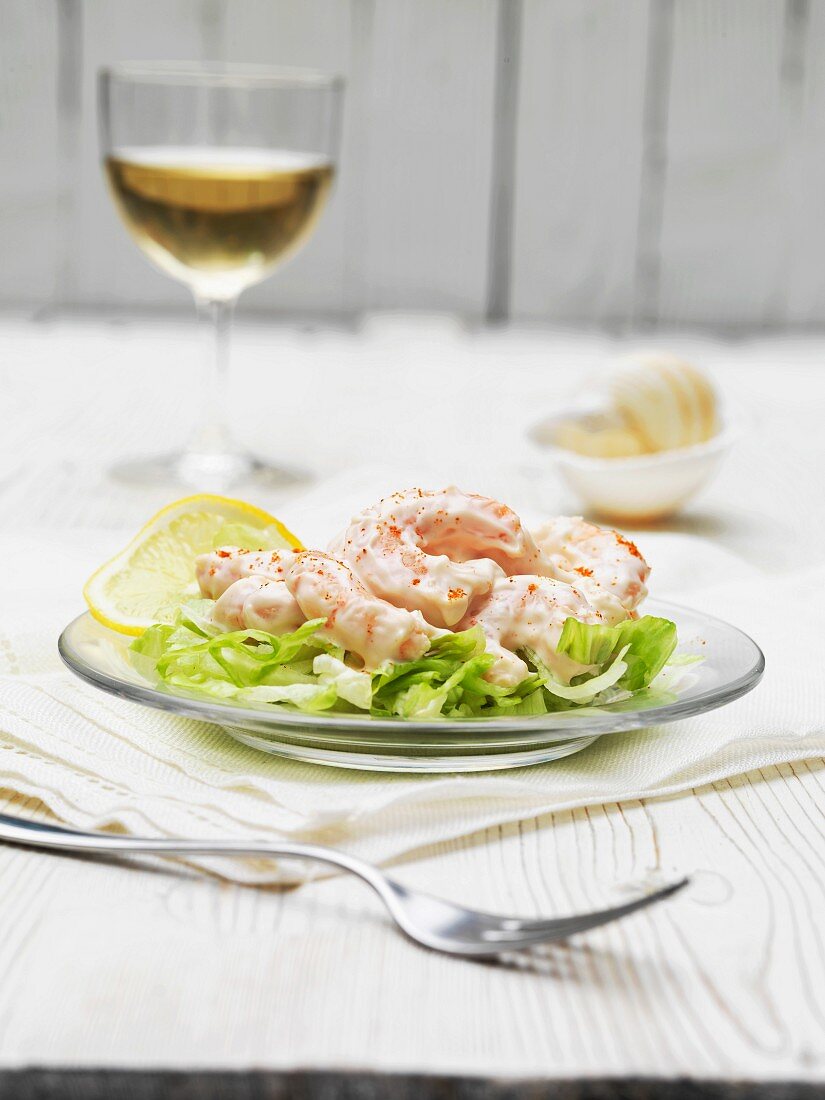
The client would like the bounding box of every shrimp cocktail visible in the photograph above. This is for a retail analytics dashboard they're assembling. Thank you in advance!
[85,487,679,720]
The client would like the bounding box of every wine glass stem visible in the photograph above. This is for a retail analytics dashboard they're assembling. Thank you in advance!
[189,294,237,456]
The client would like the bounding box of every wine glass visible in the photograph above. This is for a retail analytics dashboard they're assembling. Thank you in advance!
[98,62,344,488]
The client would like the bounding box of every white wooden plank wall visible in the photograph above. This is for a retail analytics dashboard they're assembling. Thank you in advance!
[656,0,787,326]
[778,0,825,324]
[0,2,60,302]
[510,0,650,325]
[2,0,825,327]
[349,0,498,315]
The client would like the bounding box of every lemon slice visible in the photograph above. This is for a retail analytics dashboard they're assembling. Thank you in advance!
[84,494,303,636]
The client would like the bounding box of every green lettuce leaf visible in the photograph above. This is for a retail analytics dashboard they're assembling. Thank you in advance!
[133,617,330,694]
[130,600,681,718]
[523,643,631,701]
[556,615,678,691]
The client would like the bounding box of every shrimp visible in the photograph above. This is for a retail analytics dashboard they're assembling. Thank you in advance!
[329,486,550,629]
[211,575,306,635]
[532,517,649,624]
[196,547,298,600]
[285,551,431,670]
[457,575,604,687]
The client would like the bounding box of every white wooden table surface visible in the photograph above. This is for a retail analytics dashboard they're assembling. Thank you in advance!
[0,313,823,1085]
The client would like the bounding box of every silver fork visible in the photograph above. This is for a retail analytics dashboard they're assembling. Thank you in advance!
[0,812,687,957]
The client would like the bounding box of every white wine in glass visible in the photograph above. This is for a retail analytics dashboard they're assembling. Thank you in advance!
[98,64,343,488]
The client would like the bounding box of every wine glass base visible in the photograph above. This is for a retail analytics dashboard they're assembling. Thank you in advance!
[109,450,311,494]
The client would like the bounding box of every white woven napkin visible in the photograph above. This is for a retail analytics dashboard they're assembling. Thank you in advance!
[1,503,822,884]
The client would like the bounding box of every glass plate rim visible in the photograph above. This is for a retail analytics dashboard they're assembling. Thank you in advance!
[58,600,765,736]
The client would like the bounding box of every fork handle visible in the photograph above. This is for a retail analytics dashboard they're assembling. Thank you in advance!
[0,812,389,895]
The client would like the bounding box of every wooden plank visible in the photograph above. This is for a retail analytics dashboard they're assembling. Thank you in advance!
[486,0,523,322]
[510,0,649,325]
[0,769,823,1076]
[631,0,675,326]
[352,0,498,317]
[777,0,825,325]
[0,1,60,307]
[656,0,786,327]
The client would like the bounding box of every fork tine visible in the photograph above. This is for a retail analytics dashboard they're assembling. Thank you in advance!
[479,877,689,946]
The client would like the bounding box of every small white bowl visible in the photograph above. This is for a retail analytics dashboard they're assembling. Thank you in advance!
[529,412,739,522]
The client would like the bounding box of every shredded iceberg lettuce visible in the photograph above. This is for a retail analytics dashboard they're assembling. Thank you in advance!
[556,615,678,691]
[522,643,631,702]
[131,599,682,720]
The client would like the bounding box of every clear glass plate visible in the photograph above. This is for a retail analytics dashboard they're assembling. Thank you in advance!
[58,601,764,773]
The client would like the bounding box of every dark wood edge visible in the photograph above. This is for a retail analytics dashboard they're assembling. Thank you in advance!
[0,1071,821,1099]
